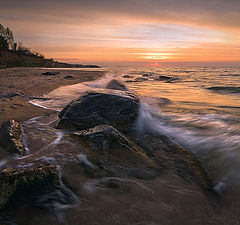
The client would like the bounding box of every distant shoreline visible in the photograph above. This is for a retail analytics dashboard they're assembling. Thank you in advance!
[0,50,100,69]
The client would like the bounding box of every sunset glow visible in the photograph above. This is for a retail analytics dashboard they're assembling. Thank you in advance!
[1,0,240,65]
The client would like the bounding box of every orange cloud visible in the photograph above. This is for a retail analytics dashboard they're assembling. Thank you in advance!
[1,0,240,64]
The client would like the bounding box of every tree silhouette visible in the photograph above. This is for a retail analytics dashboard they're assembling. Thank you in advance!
[0,24,14,50]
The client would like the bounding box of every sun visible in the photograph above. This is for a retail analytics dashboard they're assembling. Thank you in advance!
[148,62,161,67]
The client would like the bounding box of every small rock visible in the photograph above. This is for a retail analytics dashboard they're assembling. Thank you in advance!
[42,71,60,76]
[0,92,21,98]
[125,80,136,83]
[157,75,172,80]
[0,120,26,156]
[64,75,74,79]
[6,92,21,98]
[106,79,128,91]
[156,75,178,82]
[142,73,151,77]
[134,77,148,82]
[122,75,132,78]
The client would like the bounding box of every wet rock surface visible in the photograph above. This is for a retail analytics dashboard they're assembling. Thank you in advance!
[125,77,149,82]
[57,90,140,130]
[72,125,159,179]
[106,79,128,91]
[64,75,74,79]
[135,77,148,82]
[74,125,138,152]
[126,129,220,207]
[0,165,59,208]
[56,86,217,197]
[156,75,179,82]
[142,73,152,77]
[42,72,60,76]
[0,120,26,156]
[122,74,133,78]
[0,92,21,98]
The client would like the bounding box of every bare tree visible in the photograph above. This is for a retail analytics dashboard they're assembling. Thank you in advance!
[0,24,14,50]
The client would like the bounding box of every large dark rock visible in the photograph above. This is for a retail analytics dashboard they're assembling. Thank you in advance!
[0,120,26,156]
[74,125,147,156]
[57,90,140,130]
[122,75,133,78]
[73,125,158,178]
[0,165,59,208]
[127,130,219,206]
[106,79,128,91]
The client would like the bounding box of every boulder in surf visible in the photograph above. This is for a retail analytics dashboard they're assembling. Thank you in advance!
[57,90,140,130]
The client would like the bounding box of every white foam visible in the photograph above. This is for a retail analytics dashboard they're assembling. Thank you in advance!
[37,165,79,222]
[29,100,53,110]
[23,116,42,125]
[0,160,7,169]
[82,177,153,193]
[28,72,119,111]
[16,163,34,169]
[214,182,226,193]
[36,156,57,164]
[76,154,95,169]
[51,132,64,145]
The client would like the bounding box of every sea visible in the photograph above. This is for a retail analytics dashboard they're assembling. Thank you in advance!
[2,66,240,224]
[31,66,240,189]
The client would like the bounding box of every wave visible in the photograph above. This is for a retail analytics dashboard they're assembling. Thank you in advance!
[220,74,240,77]
[207,86,240,93]
[133,100,240,188]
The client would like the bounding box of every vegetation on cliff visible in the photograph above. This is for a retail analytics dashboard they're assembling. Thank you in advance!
[0,24,100,69]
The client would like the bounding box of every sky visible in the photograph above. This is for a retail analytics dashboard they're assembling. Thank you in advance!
[0,0,240,66]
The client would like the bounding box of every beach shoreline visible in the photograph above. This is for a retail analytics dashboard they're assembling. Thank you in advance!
[0,67,105,124]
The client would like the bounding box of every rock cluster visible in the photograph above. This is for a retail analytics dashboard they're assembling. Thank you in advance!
[0,79,219,215]
[57,79,216,197]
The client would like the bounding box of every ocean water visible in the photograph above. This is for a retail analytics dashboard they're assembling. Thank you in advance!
[30,66,240,189]
[2,66,240,224]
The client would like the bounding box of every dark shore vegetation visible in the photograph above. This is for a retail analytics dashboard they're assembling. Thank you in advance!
[0,24,100,69]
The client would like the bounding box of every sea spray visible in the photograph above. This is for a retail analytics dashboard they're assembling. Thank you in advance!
[36,165,79,223]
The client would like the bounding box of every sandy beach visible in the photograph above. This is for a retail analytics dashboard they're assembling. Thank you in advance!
[0,67,105,124]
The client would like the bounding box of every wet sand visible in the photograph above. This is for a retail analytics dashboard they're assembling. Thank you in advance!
[0,67,105,124]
